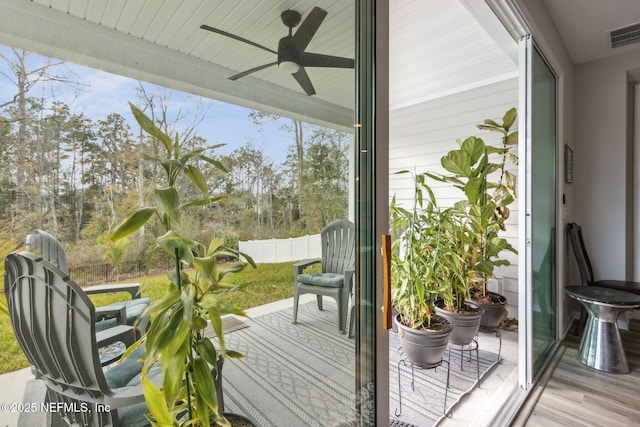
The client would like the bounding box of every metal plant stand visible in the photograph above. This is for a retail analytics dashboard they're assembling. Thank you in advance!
[395,347,451,418]
[448,338,480,385]
[480,326,503,364]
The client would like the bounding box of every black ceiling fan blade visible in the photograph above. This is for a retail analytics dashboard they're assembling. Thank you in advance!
[292,7,328,53]
[300,53,354,69]
[229,62,278,80]
[200,24,277,55]
[292,67,316,96]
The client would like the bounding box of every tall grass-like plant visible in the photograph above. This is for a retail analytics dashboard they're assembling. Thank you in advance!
[390,171,460,328]
[111,103,255,427]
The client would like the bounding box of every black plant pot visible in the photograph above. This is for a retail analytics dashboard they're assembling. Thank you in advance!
[217,413,255,426]
[394,314,452,368]
[391,305,399,333]
[474,291,507,332]
[214,357,225,412]
[213,359,255,426]
[434,301,484,345]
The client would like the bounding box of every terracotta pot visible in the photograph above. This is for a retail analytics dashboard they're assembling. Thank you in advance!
[434,301,484,345]
[394,314,452,368]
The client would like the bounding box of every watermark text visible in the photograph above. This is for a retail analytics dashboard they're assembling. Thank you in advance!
[1,402,111,413]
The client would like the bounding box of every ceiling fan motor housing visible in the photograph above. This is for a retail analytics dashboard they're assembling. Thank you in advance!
[278,9,302,71]
[278,36,301,69]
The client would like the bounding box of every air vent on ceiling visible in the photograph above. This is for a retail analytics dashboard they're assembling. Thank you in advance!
[609,22,640,49]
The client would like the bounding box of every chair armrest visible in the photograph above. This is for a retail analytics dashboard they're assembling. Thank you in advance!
[293,259,321,277]
[96,303,126,325]
[84,283,141,299]
[96,324,136,349]
[105,363,164,407]
[342,270,355,302]
[344,269,355,290]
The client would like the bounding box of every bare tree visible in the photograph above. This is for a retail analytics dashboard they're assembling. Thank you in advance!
[0,49,79,211]
[65,113,95,241]
[135,83,209,144]
[250,111,305,216]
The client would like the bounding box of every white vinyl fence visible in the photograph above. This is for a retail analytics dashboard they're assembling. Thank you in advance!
[239,234,321,263]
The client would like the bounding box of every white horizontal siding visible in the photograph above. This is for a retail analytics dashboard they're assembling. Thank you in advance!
[389,77,520,319]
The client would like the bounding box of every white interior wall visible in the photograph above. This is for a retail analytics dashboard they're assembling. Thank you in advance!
[573,49,640,280]
[389,78,519,318]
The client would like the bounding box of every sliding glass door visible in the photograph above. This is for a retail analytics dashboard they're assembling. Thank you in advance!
[354,1,389,424]
[0,0,388,424]
[520,37,558,387]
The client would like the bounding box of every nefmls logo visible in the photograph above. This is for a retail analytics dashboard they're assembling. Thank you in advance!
[43,402,111,413]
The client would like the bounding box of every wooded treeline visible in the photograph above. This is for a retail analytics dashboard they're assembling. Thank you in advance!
[0,49,349,265]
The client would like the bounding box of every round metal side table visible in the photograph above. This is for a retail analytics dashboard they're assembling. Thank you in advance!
[565,285,640,373]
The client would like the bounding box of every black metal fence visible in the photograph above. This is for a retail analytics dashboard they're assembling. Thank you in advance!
[69,257,174,286]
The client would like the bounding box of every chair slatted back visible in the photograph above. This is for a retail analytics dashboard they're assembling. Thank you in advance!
[4,251,111,404]
[566,222,596,286]
[321,219,355,275]
[26,229,68,273]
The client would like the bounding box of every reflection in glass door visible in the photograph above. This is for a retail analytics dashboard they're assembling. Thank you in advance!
[520,37,557,387]
[192,2,384,425]
[0,0,385,424]
[530,44,557,374]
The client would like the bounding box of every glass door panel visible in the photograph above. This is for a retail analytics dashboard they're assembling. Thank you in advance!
[354,1,389,424]
[0,0,384,424]
[520,37,557,387]
[530,45,557,374]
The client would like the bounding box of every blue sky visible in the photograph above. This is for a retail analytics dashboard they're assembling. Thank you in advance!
[0,46,292,164]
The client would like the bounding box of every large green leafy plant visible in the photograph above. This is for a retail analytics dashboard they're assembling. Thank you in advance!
[428,108,518,307]
[111,103,255,426]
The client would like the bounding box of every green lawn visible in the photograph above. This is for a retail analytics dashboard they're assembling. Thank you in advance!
[0,261,312,375]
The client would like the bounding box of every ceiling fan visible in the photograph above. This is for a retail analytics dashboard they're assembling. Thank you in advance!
[200,7,354,96]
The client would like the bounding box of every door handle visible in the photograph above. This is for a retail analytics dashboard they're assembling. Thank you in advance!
[382,234,392,330]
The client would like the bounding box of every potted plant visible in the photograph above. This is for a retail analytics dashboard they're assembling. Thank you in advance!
[430,206,485,346]
[429,108,518,333]
[390,171,453,368]
[111,103,256,426]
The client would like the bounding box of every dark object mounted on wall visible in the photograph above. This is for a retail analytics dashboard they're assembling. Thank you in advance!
[564,144,574,183]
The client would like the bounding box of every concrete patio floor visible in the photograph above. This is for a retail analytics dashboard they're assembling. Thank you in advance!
[0,367,33,427]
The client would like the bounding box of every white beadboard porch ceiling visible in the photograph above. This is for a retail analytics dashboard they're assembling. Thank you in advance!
[0,0,522,126]
[0,0,356,130]
[1,1,640,125]
[389,0,518,111]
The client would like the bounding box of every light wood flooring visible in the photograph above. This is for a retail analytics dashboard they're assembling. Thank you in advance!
[513,320,640,426]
